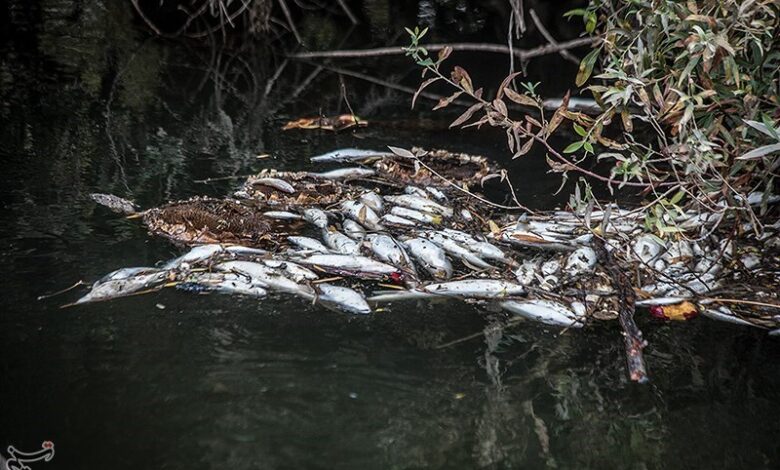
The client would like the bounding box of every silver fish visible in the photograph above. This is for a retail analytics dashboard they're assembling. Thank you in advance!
[309,168,376,180]
[564,246,597,276]
[341,200,384,231]
[421,232,493,270]
[293,254,400,276]
[163,244,267,269]
[303,208,329,229]
[369,279,525,302]
[75,268,168,304]
[261,259,319,282]
[385,194,453,217]
[263,211,303,220]
[180,272,268,298]
[365,234,416,273]
[342,219,366,239]
[440,229,511,264]
[425,186,447,201]
[390,206,442,225]
[216,261,315,299]
[288,236,331,253]
[404,186,429,198]
[310,148,388,163]
[381,214,417,227]
[315,283,371,315]
[500,300,584,328]
[403,238,452,280]
[253,177,295,194]
[322,228,360,255]
[359,191,384,213]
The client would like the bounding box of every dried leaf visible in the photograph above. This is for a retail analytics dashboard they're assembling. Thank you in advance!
[451,66,473,94]
[547,91,570,135]
[492,98,508,116]
[412,77,441,109]
[513,138,534,158]
[433,90,464,110]
[437,46,453,63]
[496,72,522,100]
[387,146,416,158]
[450,102,483,128]
[504,87,538,107]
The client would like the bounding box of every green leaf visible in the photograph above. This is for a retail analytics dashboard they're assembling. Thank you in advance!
[576,47,602,87]
[563,141,584,153]
[573,123,587,137]
[737,143,780,160]
[669,190,685,205]
[583,141,594,153]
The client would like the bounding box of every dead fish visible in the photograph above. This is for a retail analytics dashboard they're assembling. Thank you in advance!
[404,186,430,198]
[322,228,360,255]
[369,279,525,302]
[75,268,168,304]
[342,219,366,239]
[288,236,331,253]
[293,254,400,278]
[564,246,597,276]
[425,186,447,201]
[460,209,473,221]
[359,191,384,213]
[263,211,303,220]
[701,306,760,328]
[309,168,376,180]
[216,261,315,299]
[261,259,319,282]
[385,194,453,217]
[365,234,416,273]
[90,193,138,215]
[390,206,442,225]
[315,283,371,315]
[420,232,493,270]
[310,148,388,163]
[381,214,417,227]
[500,299,584,328]
[303,208,329,229]
[178,272,268,298]
[253,177,295,194]
[403,238,452,280]
[341,200,384,231]
[163,244,267,269]
[439,229,512,264]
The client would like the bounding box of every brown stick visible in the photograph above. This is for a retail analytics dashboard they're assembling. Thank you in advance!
[288,37,597,60]
[594,237,649,383]
[529,9,580,65]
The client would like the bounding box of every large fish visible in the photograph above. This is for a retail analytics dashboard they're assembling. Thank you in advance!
[315,283,371,315]
[420,232,493,270]
[365,234,417,277]
[369,279,525,302]
[500,299,584,328]
[341,200,384,231]
[403,238,452,280]
[216,261,315,299]
[310,148,388,163]
[384,194,453,217]
[321,228,361,255]
[292,254,400,279]
[75,267,169,304]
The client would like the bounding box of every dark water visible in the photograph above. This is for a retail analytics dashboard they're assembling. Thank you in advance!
[1,2,779,469]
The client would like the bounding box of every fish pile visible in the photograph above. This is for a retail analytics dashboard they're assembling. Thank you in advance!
[82,147,780,333]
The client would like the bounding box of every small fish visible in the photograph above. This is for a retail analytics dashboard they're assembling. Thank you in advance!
[403,238,452,280]
[75,268,168,304]
[381,214,417,227]
[342,219,366,239]
[425,186,447,201]
[216,261,315,299]
[322,228,360,255]
[390,206,442,225]
[460,209,473,221]
[341,200,384,231]
[293,254,400,277]
[366,234,416,273]
[439,229,512,264]
[263,211,303,220]
[369,279,525,302]
[179,272,268,298]
[303,208,329,229]
[261,259,319,282]
[420,232,493,270]
[163,244,267,269]
[564,246,597,276]
[701,306,759,328]
[310,148,388,163]
[385,194,453,217]
[404,186,429,198]
[288,236,331,253]
[253,177,295,194]
[500,300,584,328]
[309,168,376,180]
[359,191,384,213]
[315,283,371,315]
[90,193,138,215]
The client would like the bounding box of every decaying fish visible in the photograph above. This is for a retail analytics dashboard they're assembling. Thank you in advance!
[381,214,417,227]
[315,283,371,315]
[341,200,384,231]
[420,232,493,270]
[292,254,401,279]
[75,268,169,304]
[403,238,453,280]
[322,228,360,255]
[342,219,366,239]
[500,299,585,328]
[177,272,268,298]
[238,171,346,207]
[390,206,442,225]
[359,191,384,213]
[365,234,417,277]
[308,167,376,180]
[368,279,525,302]
[384,194,453,217]
[310,148,389,163]
[216,261,315,299]
[288,236,331,253]
[163,244,267,269]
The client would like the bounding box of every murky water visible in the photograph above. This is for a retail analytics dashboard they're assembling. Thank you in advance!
[1,2,778,469]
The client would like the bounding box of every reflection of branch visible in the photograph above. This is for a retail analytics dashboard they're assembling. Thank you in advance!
[289,37,597,60]
[529,9,579,65]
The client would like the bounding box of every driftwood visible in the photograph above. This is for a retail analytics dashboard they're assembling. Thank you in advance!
[594,237,649,383]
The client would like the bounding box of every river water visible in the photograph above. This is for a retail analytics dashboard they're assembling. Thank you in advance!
[1,2,778,469]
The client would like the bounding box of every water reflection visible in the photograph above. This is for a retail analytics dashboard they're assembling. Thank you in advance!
[1,1,780,469]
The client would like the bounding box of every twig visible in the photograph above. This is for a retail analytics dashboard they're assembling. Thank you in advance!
[703,298,780,310]
[38,280,85,300]
[194,174,254,184]
[336,0,359,24]
[277,0,303,44]
[288,37,597,60]
[594,237,649,383]
[529,9,579,65]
